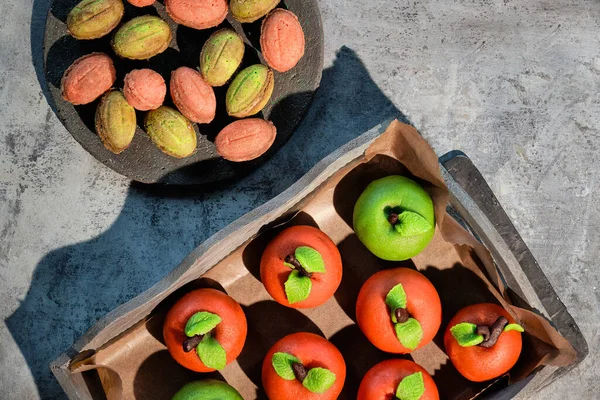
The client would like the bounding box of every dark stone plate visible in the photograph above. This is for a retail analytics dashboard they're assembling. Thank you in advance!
[44,0,324,185]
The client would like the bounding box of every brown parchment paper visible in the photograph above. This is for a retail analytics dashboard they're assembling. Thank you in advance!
[76,120,576,400]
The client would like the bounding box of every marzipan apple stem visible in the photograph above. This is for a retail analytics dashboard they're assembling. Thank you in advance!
[285,254,313,278]
[478,316,509,348]
[388,212,399,225]
[183,334,204,352]
[292,362,308,382]
[395,308,410,323]
[476,325,490,341]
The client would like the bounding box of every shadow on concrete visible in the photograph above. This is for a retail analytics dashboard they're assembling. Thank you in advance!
[30,0,53,111]
[10,43,407,398]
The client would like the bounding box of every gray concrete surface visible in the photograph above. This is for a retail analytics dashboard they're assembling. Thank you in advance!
[1,0,598,398]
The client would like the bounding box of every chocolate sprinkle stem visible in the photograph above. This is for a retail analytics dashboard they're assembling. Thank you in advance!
[476,325,490,342]
[478,316,509,348]
[292,362,308,382]
[388,212,399,225]
[183,334,203,352]
[395,308,410,323]
[285,254,313,278]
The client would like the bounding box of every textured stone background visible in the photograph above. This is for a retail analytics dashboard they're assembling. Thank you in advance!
[1,0,598,399]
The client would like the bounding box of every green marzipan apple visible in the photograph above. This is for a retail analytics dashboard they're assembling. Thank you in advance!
[353,175,435,261]
[172,380,243,400]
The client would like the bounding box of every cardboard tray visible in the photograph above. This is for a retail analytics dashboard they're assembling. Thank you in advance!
[50,120,587,399]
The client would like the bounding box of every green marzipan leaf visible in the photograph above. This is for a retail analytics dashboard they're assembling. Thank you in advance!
[450,322,484,347]
[394,318,423,350]
[284,270,312,304]
[504,323,525,333]
[184,311,222,337]
[271,352,301,381]
[283,262,295,269]
[385,283,407,315]
[302,367,336,394]
[394,211,433,237]
[396,371,425,400]
[295,246,326,273]
[196,334,227,370]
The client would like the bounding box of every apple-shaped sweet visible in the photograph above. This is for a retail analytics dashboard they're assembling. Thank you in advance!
[163,288,247,372]
[262,332,346,400]
[444,303,524,382]
[358,359,439,400]
[260,225,343,308]
[353,175,435,261]
[356,268,442,353]
[172,380,243,400]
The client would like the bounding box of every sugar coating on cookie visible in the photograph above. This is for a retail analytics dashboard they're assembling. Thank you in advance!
[260,9,305,72]
[170,67,216,124]
[123,69,166,111]
[61,52,116,105]
[165,0,228,30]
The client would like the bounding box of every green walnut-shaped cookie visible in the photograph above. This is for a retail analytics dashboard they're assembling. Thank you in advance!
[144,106,197,158]
[112,16,171,60]
[95,90,136,154]
[67,0,124,40]
[226,64,274,118]
[230,0,280,23]
[200,29,245,87]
